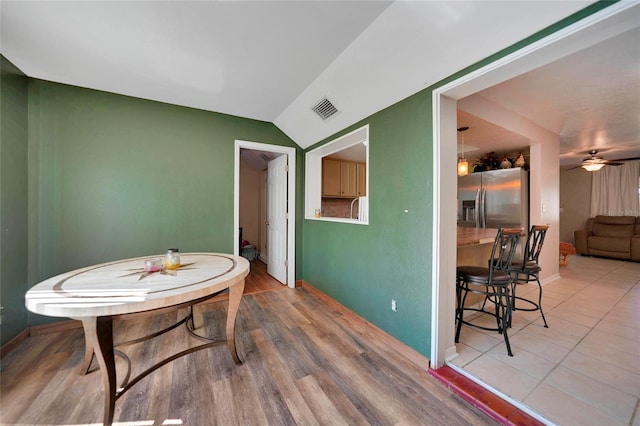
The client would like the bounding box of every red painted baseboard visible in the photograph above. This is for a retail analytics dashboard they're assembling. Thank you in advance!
[429,365,545,426]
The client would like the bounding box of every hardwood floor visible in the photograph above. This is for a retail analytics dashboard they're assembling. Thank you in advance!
[241,259,287,294]
[1,261,496,425]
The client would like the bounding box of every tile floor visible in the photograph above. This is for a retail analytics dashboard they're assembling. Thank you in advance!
[450,255,640,426]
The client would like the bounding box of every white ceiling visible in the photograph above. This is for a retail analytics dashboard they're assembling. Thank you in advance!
[2,1,638,166]
[460,24,640,167]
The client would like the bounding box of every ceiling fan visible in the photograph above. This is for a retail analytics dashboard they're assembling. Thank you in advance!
[576,150,627,171]
[571,149,640,172]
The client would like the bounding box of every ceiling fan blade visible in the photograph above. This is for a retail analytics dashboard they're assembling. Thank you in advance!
[610,156,640,162]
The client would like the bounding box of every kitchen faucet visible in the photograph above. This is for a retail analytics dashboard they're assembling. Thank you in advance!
[350,197,359,219]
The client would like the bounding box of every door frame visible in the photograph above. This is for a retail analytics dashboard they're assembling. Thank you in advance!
[430,1,639,368]
[234,140,297,288]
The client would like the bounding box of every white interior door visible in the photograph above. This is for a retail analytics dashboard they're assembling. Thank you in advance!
[259,169,268,263]
[267,155,288,284]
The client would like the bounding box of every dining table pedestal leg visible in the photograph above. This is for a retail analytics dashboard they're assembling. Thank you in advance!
[82,317,116,426]
[79,320,95,375]
[226,279,246,365]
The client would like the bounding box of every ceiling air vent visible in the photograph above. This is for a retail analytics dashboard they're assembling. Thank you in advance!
[312,97,338,120]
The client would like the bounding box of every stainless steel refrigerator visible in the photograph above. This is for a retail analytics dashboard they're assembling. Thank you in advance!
[457,168,529,229]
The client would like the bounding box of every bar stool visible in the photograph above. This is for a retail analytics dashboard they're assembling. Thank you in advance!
[508,224,549,328]
[455,228,522,356]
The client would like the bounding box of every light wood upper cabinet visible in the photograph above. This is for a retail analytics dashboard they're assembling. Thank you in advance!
[340,161,357,197]
[322,158,342,197]
[357,163,366,196]
[322,158,366,198]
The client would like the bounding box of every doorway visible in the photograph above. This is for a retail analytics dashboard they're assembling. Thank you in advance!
[430,2,638,368]
[234,140,296,288]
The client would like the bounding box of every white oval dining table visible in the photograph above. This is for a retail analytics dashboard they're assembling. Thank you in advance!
[25,252,250,426]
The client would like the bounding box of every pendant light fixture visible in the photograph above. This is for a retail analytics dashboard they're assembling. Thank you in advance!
[457,126,469,176]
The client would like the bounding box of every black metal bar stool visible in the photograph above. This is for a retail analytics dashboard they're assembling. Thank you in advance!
[508,224,550,328]
[455,228,522,356]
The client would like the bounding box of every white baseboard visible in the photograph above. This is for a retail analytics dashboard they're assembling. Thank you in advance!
[445,345,459,361]
[541,273,561,286]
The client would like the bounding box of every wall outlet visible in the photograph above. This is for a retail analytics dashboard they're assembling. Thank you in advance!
[391,299,397,312]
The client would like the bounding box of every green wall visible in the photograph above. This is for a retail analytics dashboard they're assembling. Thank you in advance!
[1,56,30,346]
[303,91,433,355]
[301,1,616,357]
[27,79,302,325]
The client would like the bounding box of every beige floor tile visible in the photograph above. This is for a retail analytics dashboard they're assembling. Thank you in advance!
[574,332,640,373]
[551,300,608,320]
[580,283,631,295]
[614,304,640,319]
[558,269,571,277]
[539,293,564,309]
[543,286,581,300]
[603,306,640,326]
[543,366,637,423]
[623,284,640,293]
[450,343,482,368]
[549,277,591,289]
[545,307,600,328]
[594,319,640,343]
[486,344,556,380]
[508,330,572,363]
[569,293,624,311]
[465,312,502,331]
[520,317,589,348]
[463,355,540,401]
[510,309,544,326]
[561,351,640,398]
[581,328,640,358]
[524,383,627,426]
[601,267,640,278]
[610,301,640,314]
[568,271,608,282]
[546,277,585,288]
[456,326,503,353]
[621,286,640,295]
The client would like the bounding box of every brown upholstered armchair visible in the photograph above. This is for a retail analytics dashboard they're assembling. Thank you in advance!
[574,215,640,261]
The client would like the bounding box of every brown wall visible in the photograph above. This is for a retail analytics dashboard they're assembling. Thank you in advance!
[559,168,592,244]
[239,159,261,250]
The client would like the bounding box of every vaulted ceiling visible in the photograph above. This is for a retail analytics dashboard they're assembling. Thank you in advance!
[2,1,638,166]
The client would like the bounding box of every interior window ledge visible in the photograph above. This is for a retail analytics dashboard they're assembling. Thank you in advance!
[306,216,368,225]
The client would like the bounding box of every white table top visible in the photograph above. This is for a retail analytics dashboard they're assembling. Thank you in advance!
[26,253,250,319]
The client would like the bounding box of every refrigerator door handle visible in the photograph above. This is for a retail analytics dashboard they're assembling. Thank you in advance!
[474,189,481,228]
[481,188,487,228]
[478,188,487,228]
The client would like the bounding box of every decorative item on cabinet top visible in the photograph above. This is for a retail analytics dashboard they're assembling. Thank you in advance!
[472,151,528,173]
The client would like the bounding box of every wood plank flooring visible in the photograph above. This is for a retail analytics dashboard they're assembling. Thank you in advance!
[1,261,496,425]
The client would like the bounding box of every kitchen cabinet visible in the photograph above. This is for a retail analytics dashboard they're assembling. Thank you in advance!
[322,158,342,196]
[357,163,366,196]
[322,158,366,197]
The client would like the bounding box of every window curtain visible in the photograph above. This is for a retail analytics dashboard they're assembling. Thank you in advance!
[590,160,640,217]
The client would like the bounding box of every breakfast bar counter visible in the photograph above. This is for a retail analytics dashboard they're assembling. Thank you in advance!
[457,227,499,248]
[457,227,499,266]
